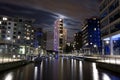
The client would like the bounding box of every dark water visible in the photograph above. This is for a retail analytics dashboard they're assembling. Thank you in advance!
[0,57,120,80]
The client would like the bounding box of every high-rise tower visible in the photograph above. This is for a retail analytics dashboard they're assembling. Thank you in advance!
[54,19,67,53]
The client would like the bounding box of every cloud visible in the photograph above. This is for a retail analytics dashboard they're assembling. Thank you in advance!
[0,0,100,20]
[0,0,100,41]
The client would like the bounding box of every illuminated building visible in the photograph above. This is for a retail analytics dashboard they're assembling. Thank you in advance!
[99,0,120,55]
[0,15,35,55]
[34,27,46,55]
[54,19,67,53]
[74,32,82,51]
[82,17,101,54]
[54,20,59,52]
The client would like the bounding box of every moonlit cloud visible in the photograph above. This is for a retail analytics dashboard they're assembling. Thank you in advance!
[0,0,101,41]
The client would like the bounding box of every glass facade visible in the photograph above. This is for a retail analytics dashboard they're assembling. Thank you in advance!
[82,18,102,54]
[100,0,120,55]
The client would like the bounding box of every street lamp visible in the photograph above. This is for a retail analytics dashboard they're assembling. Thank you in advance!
[93,44,97,54]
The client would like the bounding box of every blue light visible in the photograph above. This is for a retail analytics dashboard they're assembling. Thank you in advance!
[112,34,120,40]
[103,34,120,41]
[103,38,110,41]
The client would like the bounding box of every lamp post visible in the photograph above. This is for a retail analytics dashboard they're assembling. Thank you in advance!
[93,44,97,55]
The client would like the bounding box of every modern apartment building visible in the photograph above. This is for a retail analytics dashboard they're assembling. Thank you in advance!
[82,17,101,54]
[74,31,82,51]
[54,19,67,53]
[99,0,120,55]
[0,15,35,55]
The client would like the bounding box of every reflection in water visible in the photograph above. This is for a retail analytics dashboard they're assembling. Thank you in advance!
[92,63,99,80]
[40,61,43,80]
[79,61,83,80]
[4,72,13,80]
[34,66,38,80]
[102,73,111,80]
[0,57,120,80]
[71,59,74,80]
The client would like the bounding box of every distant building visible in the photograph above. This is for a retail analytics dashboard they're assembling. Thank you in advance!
[99,0,120,55]
[46,31,54,51]
[74,32,82,51]
[82,17,101,54]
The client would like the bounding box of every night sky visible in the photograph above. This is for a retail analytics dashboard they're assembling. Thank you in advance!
[0,0,101,41]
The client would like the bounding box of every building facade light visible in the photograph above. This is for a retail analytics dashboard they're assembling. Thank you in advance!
[3,17,8,21]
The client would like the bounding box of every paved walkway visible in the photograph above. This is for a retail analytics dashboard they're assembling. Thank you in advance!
[60,53,120,65]
[0,58,22,63]
[84,55,120,65]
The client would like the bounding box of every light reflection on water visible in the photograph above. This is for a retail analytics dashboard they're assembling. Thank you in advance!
[4,72,13,80]
[0,57,120,80]
[34,66,38,80]
[92,63,99,80]
[79,61,83,80]
[102,73,111,80]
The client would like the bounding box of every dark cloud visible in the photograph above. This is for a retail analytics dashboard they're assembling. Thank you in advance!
[0,0,100,21]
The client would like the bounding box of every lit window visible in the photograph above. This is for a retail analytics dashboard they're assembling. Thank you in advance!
[32,30,34,32]
[24,36,26,39]
[94,28,96,31]
[13,40,15,43]
[28,25,31,27]
[26,37,30,40]
[90,35,92,37]
[93,18,96,20]
[18,36,20,39]
[6,37,11,40]
[0,21,1,24]
[60,34,63,36]
[13,55,16,58]
[7,31,10,33]
[105,40,109,44]
[85,43,88,46]
[74,34,76,36]
[59,18,62,21]
[90,42,92,44]
[3,17,8,21]
[25,24,27,26]
[27,33,30,35]
[93,45,97,48]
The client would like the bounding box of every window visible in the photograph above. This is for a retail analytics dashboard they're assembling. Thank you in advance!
[8,22,11,25]
[3,17,7,21]
[13,36,16,39]
[13,32,16,34]
[109,0,119,13]
[8,26,11,29]
[59,38,63,44]
[59,30,63,33]
[14,28,17,30]
[19,19,22,22]
[18,32,21,34]
[1,35,5,38]
[0,21,1,24]
[14,23,17,26]
[7,35,10,37]
[2,22,7,25]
